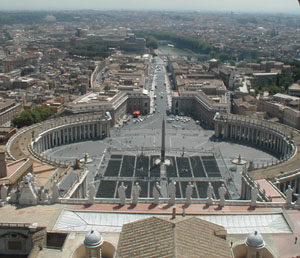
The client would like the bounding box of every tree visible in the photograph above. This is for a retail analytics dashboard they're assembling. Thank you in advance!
[31,109,41,123]
[12,105,54,128]
[35,106,53,120]
[292,66,300,82]
[219,53,232,62]
[262,83,283,95]
[146,36,158,49]
[12,111,34,128]
[135,31,212,55]
[278,71,294,91]
[68,40,112,58]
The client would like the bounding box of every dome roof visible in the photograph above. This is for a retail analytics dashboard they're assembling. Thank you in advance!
[84,230,104,248]
[245,231,265,249]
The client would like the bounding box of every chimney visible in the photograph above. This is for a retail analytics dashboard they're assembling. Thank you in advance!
[171,207,176,220]
[0,152,7,178]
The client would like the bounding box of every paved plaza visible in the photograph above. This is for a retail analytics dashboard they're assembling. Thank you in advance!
[45,124,276,198]
[44,56,277,200]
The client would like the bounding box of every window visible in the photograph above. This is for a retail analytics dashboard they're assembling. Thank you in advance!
[8,240,22,250]
[89,249,99,258]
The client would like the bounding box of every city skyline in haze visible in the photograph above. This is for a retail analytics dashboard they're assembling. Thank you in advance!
[0,0,299,14]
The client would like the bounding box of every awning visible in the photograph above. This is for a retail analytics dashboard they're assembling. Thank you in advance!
[133,110,141,115]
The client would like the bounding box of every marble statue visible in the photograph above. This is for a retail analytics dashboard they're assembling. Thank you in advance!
[207,182,214,205]
[285,185,293,207]
[168,181,176,206]
[185,182,194,205]
[218,184,227,207]
[153,182,161,205]
[1,184,8,204]
[118,182,127,206]
[250,186,259,207]
[39,186,49,204]
[74,158,81,169]
[51,181,60,203]
[87,183,96,204]
[248,161,255,172]
[19,174,38,206]
[9,189,18,204]
[132,182,141,205]
[28,173,38,191]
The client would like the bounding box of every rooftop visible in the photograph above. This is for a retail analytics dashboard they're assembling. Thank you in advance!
[0,203,299,257]
[53,209,291,235]
[0,158,32,186]
[116,216,232,258]
[289,83,300,90]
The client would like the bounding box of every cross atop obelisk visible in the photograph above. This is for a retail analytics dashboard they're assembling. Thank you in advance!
[161,118,165,162]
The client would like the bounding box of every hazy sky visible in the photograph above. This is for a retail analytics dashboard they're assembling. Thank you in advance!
[0,0,299,14]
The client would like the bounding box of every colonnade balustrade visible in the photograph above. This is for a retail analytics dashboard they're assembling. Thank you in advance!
[274,170,300,197]
[241,171,271,201]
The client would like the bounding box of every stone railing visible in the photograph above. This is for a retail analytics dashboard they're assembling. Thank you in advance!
[241,172,271,202]
[0,222,33,228]
[28,143,71,168]
[6,122,39,160]
[57,197,286,208]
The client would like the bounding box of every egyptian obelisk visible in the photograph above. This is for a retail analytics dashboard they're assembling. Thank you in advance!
[161,119,165,162]
[159,118,168,197]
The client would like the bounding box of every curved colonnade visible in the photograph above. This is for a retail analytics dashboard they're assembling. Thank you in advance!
[214,113,300,196]
[33,114,111,154]
[7,112,112,167]
[7,111,300,202]
[214,113,295,160]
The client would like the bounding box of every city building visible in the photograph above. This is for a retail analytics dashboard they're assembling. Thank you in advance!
[288,83,300,97]
[168,56,230,128]
[0,99,22,126]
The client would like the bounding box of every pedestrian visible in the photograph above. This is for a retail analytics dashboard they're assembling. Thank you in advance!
[295,236,298,244]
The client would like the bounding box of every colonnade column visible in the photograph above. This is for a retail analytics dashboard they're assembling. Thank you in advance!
[75,126,78,141]
[56,131,58,146]
[251,128,255,144]
[297,178,300,194]
[79,126,82,140]
[51,133,54,147]
[92,123,96,138]
[100,123,103,138]
[87,124,90,139]
[215,122,221,138]
[224,124,229,138]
